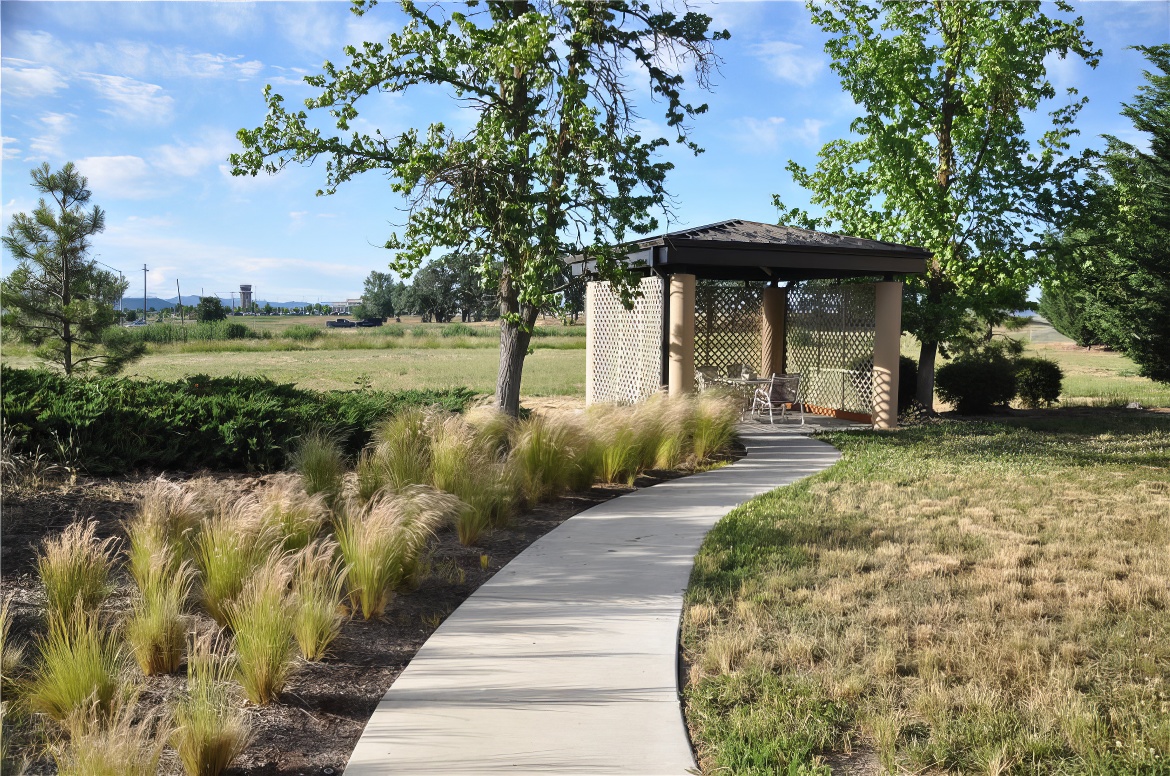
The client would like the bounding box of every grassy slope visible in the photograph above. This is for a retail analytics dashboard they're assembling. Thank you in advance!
[684,410,1170,774]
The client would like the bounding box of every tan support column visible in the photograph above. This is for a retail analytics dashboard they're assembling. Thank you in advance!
[761,285,788,377]
[668,274,695,397]
[585,282,597,406]
[873,280,903,430]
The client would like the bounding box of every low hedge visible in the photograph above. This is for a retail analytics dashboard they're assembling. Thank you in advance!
[935,356,1018,415]
[0,367,476,474]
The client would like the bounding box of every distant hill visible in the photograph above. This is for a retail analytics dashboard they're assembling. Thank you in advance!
[120,296,315,311]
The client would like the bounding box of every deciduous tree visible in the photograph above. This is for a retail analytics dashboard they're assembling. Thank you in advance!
[1,162,142,375]
[195,296,228,322]
[231,0,725,415]
[774,0,1098,408]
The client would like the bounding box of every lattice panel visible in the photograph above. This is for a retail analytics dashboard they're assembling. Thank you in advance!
[786,283,876,414]
[587,277,665,404]
[695,282,765,376]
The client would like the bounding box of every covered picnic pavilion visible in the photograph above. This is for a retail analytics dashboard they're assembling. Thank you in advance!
[566,219,929,429]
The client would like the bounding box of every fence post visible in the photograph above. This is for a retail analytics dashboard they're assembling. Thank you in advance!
[668,274,695,397]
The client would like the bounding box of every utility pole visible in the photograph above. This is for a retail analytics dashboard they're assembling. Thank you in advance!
[176,279,185,325]
[142,264,148,320]
[230,291,236,310]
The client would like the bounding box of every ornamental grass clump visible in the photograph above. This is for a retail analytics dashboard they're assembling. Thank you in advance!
[691,394,739,462]
[257,473,330,550]
[336,487,461,619]
[26,610,123,723]
[194,497,278,626]
[125,549,192,675]
[509,414,578,503]
[134,478,205,550]
[464,405,514,458]
[291,541,347,661]
[431,415,516,544]
[226,555,297,705]
[36,520,118,625]
[1,597,24,696]
[290,429,346,503]
[371,407,433,490]
[643,396,695,470]
[172,636,250,776]
[53,701,169,776]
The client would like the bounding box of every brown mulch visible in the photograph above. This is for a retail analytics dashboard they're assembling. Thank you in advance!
[1,452,740,775]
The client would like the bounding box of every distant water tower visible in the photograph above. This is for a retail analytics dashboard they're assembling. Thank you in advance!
[239,284,253,311]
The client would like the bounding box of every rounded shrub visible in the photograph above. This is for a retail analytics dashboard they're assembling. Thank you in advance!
[441,323,477,338]
[223,322,251,340]
[898,355,918,412]
[1014,357,1063,408]
[935,357,1017,415]
[282,324,321,342]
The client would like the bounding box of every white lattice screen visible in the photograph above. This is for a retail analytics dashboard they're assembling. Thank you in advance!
[786,283,877,415]
[695,282,765,375]
[587,277,665,404]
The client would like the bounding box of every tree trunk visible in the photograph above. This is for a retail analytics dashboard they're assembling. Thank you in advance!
[916,339,937,410]
[495,282,538,417]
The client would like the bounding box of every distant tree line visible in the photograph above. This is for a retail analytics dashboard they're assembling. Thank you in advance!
[355,253,584,325]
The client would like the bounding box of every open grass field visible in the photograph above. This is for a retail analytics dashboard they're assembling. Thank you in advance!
[683,410,1170,774]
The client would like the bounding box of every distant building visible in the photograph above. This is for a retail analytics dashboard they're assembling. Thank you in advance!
[330,298,363,315]
[239,284,253,310]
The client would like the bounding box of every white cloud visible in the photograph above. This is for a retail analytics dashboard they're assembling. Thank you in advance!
[28,112,75,158]
[2,137,22,161]
[751,41,825,86]
[79,73,175,123]
[151,131,237,177]
[733,116,826,151]
[76,155,158,199]
[1,59,67,98]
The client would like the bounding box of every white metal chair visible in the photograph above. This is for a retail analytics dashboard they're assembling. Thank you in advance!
[695,366,721,392]
[751,374,804,425]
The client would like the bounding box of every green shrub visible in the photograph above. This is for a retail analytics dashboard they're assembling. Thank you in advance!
[898,356,918,412]
[1,366,476,473]
[441,323,477,337]
[1014,357,1063,408]
[37,521,117,625]
[27,612,123,722]
[281,324,321,342]
[935,356,1017,414]
[172,637,250,776]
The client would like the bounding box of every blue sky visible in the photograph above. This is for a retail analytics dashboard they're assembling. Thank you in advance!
[2,1,1167,303]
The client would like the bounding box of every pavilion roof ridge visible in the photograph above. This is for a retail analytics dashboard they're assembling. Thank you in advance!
[640,219,928,256]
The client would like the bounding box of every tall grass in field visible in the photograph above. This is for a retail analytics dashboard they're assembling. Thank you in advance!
[36,521,118,625]
[53,702,169,776]
[172,636,250,776]
[227,555,297,705]
[291,430,346,503]
[27,612,123,723]
[291,541,347,661]
[257,474,330,550]
[125,550,192,675]
[337,488,461,619]
[194,497,278,626]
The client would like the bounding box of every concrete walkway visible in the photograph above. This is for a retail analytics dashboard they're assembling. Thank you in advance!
[345,430,842,775]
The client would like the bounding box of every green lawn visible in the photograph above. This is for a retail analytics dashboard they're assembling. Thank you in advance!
[5,347,586,396]
[683,410,1170,774]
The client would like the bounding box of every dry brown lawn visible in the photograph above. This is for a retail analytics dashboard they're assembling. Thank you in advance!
[683,410,1170,774]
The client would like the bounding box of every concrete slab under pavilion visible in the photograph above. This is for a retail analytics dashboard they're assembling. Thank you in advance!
[568,219,930,429]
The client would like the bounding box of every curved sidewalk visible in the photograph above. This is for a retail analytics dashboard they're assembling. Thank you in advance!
[345,430,842,775]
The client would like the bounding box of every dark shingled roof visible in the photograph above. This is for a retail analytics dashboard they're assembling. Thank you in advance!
[640,219,928,256]
[568,219,929,281]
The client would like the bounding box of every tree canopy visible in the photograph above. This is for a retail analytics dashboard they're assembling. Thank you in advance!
[1,162,142,375]
[231,0,725,415]
[195,296,228,323]
[1042,44,1170,381]
[774,0,1098,407]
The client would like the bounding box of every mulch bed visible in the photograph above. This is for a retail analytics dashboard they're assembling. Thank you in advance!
[2,449,742,775]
